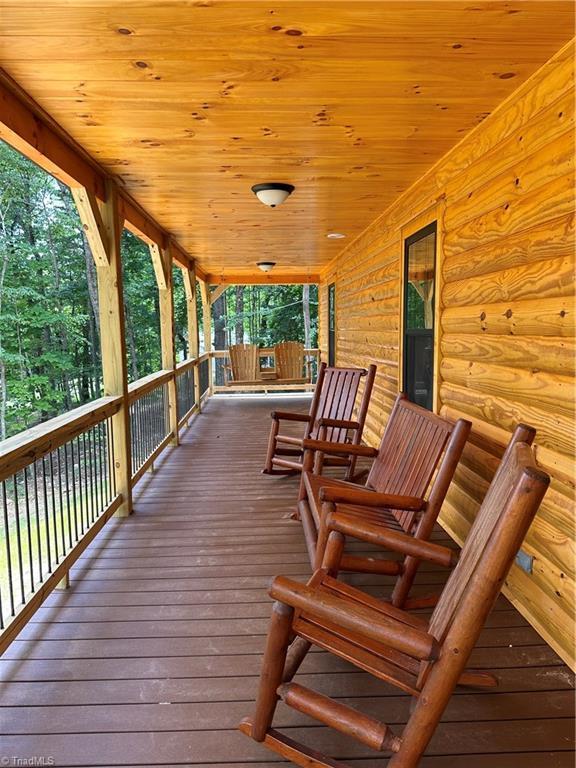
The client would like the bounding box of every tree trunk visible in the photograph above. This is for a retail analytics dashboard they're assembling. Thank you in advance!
[302,284,311,349]
[235,286,244,343]
[126,310,139,381]
[212,293,227,351]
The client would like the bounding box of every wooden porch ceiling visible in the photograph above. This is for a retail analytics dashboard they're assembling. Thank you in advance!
[0,1,573,281]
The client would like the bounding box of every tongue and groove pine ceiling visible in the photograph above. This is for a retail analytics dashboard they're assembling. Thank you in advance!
[0,1,573,279]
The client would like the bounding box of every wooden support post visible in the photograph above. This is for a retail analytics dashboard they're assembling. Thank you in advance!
[182,264,199,359]
[199,279,213,395]
[182,264,201,410]
[150,241,178,446]
[74,180,132,517]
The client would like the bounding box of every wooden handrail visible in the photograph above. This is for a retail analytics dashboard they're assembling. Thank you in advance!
[0,395,122,483]
[175,357,198,374]
[127,369,174,403]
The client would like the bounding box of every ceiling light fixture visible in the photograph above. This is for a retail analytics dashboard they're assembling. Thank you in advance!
[327,232,346,239]
[251,182,294,207]
[257,261,276,273]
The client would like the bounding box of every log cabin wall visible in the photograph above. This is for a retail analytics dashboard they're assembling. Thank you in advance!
[318,40,575,668]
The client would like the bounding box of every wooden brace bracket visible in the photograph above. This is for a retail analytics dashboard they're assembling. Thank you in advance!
[71,186,110,267]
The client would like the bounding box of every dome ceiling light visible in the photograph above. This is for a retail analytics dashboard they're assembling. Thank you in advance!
[251,182,295,208]
[327,232,346,239]
[257,261,276,273]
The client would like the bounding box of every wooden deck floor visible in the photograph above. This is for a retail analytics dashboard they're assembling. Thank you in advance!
[0,396,574,767]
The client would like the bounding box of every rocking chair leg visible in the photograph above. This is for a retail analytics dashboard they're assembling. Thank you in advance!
[282,637,312,682]
[321,530,345,576]
[263,419,280,474]
[314,501,335,570]
[251,601,294,741]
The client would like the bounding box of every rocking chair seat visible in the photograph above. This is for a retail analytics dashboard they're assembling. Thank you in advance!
[300,471,408,530]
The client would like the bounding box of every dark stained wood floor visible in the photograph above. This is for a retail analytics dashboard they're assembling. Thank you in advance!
[1,396,574,767]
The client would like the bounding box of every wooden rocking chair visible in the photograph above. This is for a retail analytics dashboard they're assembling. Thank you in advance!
[297,394,475,590]
[225,343,260,385]
[263,362,376,480]
[274,341,309,383]
[240,435,549,768]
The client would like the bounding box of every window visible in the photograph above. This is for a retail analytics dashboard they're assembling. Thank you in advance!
[402,222,437,411]
[328,282,336,367]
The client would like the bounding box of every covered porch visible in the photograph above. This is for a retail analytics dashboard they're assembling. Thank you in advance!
[0,2,574,766]
[1,395,573,767]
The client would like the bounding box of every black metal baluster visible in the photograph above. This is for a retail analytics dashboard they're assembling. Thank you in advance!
[70,438,80,540]
[23,466,34,594]
[48,452,59,563]
[12,476,25,605]
[2,480,15,618]
[41,456,52,572]
[63,442,73,549]
[56,447,66,556]
[110,418,117,496]
[86,429,95,524]
[32,462,43,583]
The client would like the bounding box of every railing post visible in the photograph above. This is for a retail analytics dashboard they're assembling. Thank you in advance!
[73,181,133,517]
[150,240,179,446]
[199,279,214,395]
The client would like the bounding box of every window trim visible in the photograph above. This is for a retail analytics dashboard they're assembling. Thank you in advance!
[402,220,437,412]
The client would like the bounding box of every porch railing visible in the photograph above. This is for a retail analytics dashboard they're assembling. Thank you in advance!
[0,352,213,653]
[0,396,122,650]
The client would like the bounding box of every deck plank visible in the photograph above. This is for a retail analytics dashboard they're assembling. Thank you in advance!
[0,395,574,767]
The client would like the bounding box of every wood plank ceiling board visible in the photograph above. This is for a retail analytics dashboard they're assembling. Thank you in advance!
[0,1,573,279]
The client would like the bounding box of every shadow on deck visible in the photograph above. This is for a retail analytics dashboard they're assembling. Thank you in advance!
[0,396,574,767]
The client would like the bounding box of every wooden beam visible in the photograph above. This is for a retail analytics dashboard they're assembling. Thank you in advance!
[0,74,105,199]
[71,186,109,267]
[0,70,196,274]
[209,284,228,305]
[120,197,166,249]
[205,272,320,285]
[96,180,132,517]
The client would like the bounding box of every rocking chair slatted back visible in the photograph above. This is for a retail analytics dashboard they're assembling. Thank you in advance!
[229,343,260,382]
[310,367,368,443]
[427,437,540,647]
[275,341,306,380]
[366,394,454,530]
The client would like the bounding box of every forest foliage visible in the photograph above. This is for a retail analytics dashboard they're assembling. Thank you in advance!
[0,141,317,440]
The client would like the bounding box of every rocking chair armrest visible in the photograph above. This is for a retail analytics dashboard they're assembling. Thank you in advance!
[316,417,361,431]
[270,575,439,661]
[319,486,425,511]
[328,511,459,569]
[271,410,312,423]
[302,439,378,458]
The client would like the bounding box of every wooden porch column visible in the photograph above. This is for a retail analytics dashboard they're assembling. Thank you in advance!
[182,264,199,359]
[199,279,214,395]
[182,264,201,409]
[149,241,179,446]
[72,181,132,516]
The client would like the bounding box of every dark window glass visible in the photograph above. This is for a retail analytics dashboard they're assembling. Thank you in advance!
[328,283,336,367]
[403,222,436,410]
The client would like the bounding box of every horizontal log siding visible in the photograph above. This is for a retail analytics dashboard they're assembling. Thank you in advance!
[319,41,575,668]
